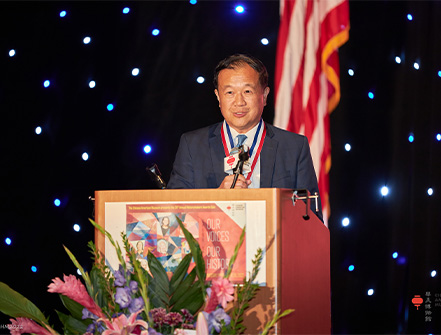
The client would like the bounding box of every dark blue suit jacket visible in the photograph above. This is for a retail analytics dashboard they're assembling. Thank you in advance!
[168,122,322,218]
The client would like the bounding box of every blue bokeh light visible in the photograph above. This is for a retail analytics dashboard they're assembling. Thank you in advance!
[345,143,351,151]
[60,10,67,18]
[413,62,420,70]
[431,270,437,278]
[438,71,441,78]
[189,0,197,4]
[9,49,16,57]
[436,133,441,141]
[31,266,37,273]
[152,29,160,36]
[43,80,50,88]
[395,56,401,64]
[82,152,89,161]
[368,92,374,99]
[235,5,245,13]
[107,103,114,111]
[408,133,414,142]
[144,145,152,154]
[5,237,12,245]
[35,126,42,135]
[342,217,350,227]
[73,224,81,232]
[122,7,130,14]
[381,186,389,197]
[427,188,434,196]
[367,289,374,296]
[348,265,355,272]
[83,36,91,44]
[261,38,269,45]
[132,68,140,76]
[407,14,413,21]
[197,76,205,84]
[392,252,398,259]
[348,69,354,76]
[89,80,96,88]
[54,198,61,207]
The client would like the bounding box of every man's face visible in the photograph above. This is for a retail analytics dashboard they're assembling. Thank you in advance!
[215,64,270,134]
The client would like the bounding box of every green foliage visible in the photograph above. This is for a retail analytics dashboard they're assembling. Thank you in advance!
[55,310,89,335]
[0,282,49,327]
[145,216,205,315]
[229,248,264,334]
[261,308,295,335]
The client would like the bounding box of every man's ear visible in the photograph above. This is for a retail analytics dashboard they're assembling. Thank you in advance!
[214,89,220,102]
[263,87,270,106]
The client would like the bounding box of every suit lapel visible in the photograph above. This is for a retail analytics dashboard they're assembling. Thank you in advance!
[260,123,278,188]
[209,122,227,186]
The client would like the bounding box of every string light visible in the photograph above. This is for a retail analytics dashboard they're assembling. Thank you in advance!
[261,38,269,45]
[9,49,16,57]
[235,5,245,14]
[381,186,389,197]
[197,76,205,84]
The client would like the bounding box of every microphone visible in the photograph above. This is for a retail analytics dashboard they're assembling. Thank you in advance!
[224,145,251,174]
[146,164,167,189]
[230,145,250,189]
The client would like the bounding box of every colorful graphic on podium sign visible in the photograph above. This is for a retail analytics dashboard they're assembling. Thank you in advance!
[126,202,247,282]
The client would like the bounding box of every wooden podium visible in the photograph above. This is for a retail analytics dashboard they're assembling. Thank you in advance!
[95,188,330,334]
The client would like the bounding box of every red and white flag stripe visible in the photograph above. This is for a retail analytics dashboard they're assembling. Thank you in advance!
[274,0,349,226]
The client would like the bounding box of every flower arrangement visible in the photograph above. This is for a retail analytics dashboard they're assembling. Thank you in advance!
[0,218,293,334]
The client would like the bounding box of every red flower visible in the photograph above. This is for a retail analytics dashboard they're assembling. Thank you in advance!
[47,274,105,319]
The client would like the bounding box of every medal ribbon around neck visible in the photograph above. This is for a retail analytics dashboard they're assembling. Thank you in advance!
[221,119,266,181]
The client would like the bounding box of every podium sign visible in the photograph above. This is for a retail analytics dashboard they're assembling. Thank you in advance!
[95,188,330,334]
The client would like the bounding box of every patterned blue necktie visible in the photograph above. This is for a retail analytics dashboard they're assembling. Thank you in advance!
[236,134,247,147]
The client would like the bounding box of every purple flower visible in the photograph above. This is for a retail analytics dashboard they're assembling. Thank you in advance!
[150,307,167,327]
[180,309,194,324]
[114,265,126,287]
[82,308,97,320]
[205,308,231,333]
[128,296,145,314]
[115,286,132,308]
[164,312,183,327]
[129,280,138,293]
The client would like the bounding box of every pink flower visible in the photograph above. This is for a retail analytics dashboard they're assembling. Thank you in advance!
[48,274,105,319]
[195,312,209,335]
[211,278,234,309]
[8,318,52,335]
[99,310,149,335]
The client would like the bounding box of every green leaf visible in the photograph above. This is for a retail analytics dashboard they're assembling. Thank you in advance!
[147,252,170,296]
[56,310,89,335]
[0,282,49,325]
[169,268,197,306]
[175,217,206,299]
[59,295,84,320]
[171,282,204,314]
[169,253,192,292]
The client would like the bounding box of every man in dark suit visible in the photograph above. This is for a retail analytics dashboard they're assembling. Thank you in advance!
[168,54,321,218]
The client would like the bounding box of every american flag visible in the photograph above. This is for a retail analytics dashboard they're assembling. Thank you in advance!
[274,0,350,226]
